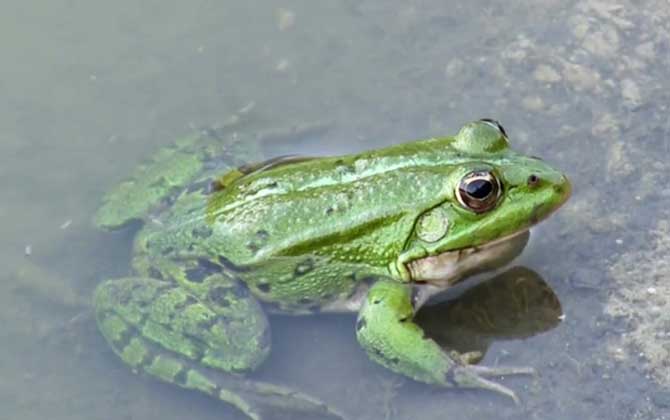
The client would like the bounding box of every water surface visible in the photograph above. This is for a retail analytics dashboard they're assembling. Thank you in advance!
[2,1,669,419]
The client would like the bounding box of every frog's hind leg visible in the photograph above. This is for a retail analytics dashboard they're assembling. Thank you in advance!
[94,277,345,420]
[94,112,330,231]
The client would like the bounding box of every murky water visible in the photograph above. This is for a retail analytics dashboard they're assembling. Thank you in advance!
[3,1,669,419]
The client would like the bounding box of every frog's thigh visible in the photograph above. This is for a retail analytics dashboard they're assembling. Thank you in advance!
[94,276,271,375]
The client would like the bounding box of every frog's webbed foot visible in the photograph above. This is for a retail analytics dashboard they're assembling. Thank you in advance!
[94,276,345,420]
[356,279,534,404]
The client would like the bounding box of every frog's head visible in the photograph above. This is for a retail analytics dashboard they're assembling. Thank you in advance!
[400,120,571,285]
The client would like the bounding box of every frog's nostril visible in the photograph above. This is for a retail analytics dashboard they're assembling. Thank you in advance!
[527,174,540,187]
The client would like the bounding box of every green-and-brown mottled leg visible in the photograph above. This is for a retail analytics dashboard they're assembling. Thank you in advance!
[355,279,534,403]
[94,277,344,420]
[94,112,330,231]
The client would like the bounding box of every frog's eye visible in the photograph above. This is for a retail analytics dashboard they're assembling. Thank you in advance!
[478,118,508,138]
[456,170,501,213]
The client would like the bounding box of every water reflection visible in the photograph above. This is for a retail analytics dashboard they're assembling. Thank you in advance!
[416,267,562,363]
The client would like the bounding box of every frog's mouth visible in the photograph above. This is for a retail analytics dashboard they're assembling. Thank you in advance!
[406,229,530,286]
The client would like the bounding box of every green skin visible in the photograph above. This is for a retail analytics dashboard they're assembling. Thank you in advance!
[94,120,571,419]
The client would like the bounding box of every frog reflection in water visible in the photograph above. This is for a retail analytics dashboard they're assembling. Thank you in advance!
[417,266,563,364]
[94,119,571,420]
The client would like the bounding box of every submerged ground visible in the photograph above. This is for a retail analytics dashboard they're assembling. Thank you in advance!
[2,1,669,419]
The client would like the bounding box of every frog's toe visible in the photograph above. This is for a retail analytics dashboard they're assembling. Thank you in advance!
[450,364,535,404]
[238,382,347,420]
[467,364,536,378]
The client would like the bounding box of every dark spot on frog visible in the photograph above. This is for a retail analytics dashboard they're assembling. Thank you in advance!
[372,298,382,305]
[173,368,188,386]
[208,286,231,307]
[246,230,269,253]
[185,268,207,283]
[389,357,400,365]
[161,246,175,256]
[196,313,220,331]
[218,256,249,273]
[553,183,567,195]
[185,259,221,283]
[148,267,164,281]
[256,282,272,293]
[181,295,198,308]
[356,317,367,332]
[200,258,222,272]
[398,316,410,323]
[325,207,334,216]
[209,178,226,192]
[117,289,132,306]
[114,326,135,351]
[372,348,385,358]
[192,226,213,239]
[246,242,260,254]
[294,259,314,276]
[231,284,250,299]
[162,188,180,206]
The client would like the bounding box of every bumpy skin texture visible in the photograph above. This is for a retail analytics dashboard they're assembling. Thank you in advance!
[94,120,570,419]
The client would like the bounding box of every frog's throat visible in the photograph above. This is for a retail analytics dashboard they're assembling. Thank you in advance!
[405,230,530,286]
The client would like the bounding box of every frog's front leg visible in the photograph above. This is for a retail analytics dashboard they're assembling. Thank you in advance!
[355,279,534,403]
[94,276,344,420]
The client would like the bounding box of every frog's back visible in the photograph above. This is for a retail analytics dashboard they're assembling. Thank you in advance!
[206,136,468,268]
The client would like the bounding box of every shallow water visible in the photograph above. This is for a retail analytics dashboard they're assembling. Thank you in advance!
[3,1,670,419]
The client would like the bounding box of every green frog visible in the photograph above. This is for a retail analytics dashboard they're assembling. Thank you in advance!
[93,118,571,420]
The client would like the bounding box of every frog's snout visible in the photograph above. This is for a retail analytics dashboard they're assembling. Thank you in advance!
[528,167,571,206]
[520,170,571,225]
[559,174,571,195]
[553,174,572,206]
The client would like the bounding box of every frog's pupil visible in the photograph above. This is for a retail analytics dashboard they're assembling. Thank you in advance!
[466,179,492,199]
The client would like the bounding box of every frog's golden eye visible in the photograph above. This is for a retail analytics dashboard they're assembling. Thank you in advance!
[479,118,508,138]
[456,170,501,213]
